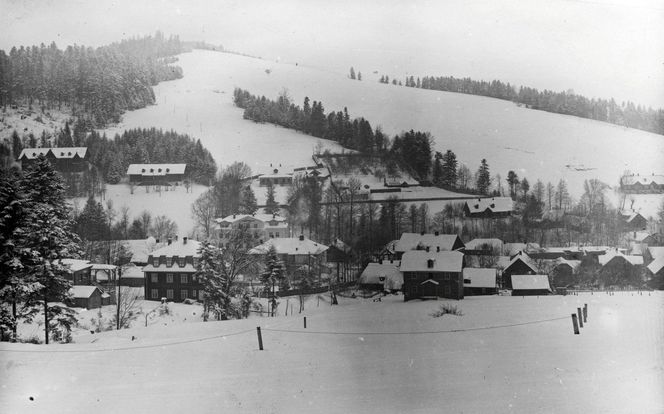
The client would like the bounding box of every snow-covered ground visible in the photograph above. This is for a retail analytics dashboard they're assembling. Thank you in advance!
[2,292,662,413]
[100,50,663,218]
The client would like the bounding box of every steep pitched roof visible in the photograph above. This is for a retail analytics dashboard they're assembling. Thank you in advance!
[126,164,186,176]
[553,258,581,272]
[463,268,497,288]
[69,285,101,298]
[150,238,202,258]
[395,233,464,253]
[400,251,464,273]
[19,147,88,160]
[511,274,551,291]
[216,213,287,225]
[648,246,664,260]
[58,259,92,272]
[622,174,664,186]
[465,197,513,214]
[504,253,538,274]
[249,237,328,256]
[647,257,664,275]
[599,250,643,266]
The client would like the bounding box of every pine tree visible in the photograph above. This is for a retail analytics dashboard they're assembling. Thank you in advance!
[441,150,458,188]
[507,170,519,200]
[76,196,108,241]
[196,242,226,321]
[265,183,279,215]
[432,151,443,187]
[349,67,356,80]
[476,159,491,195]
[239,185,257,215]
[260,245,285,316]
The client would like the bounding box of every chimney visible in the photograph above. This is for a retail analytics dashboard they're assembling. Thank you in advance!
[436,246,440,252]
[233,214,236,219]
[299,234,304,241]
[168,238,172,245]
[183,237,188,244]
[434,231,439,236]
[425,246,430,252]
[633,231,636,238]
[272,213,276,219]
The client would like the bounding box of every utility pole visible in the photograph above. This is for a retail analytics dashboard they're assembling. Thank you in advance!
[116,266,121,330]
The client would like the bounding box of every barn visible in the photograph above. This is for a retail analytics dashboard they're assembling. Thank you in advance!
[501,253,538,289]
[462,268,497,296]
[69,286,103,309]
[511,275,552,296]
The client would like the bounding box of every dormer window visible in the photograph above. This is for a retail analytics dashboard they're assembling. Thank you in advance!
[152,257,159,267]
[142,168,146,173]
[166,168,170,173]
[60,152,64,156]
[150,168,154,173]
[193,257,199,268]
[166,257,172,267]
[178,257,185,267]
[158,168,162,173]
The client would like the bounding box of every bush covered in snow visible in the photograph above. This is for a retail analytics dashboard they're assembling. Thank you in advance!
[430,303,463,317]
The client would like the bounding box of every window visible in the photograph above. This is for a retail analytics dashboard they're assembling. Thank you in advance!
[192,289,197,299]
[193,258,199,268]
[192,275,197,283]
[166,273,173,283]
[166,257,172,267]
[151,289,159,299]
[166,289,173,299]
[178,257,186,267]
[152,257,159,267]
[181,274,188,284]
[443,273,450,281]
[181,290,188,300]
[275,232,280,238]
[427,259,434,269]
[253,223,258,228]
[151,273,158,283]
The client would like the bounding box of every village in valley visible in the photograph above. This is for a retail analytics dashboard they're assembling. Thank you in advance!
[1,2,663,413]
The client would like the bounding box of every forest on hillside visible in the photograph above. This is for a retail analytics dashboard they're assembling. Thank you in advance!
[386,74,664,135]
[0,32,186,126]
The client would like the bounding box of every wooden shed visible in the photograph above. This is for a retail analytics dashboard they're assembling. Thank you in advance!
[69,286,103,309]
[511,275,552,296]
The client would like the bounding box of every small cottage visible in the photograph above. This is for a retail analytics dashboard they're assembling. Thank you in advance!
[69,286,103,309]
[463,268,497,296]
[510,275,552,296]
[358,262,403,291]
[502,253,538,289]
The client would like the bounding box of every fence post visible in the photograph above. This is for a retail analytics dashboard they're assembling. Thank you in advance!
[571,314,580,334]
[577,308,583,328]
[304,316,307,329]
[583,303,588,322]
[256,327,263,351]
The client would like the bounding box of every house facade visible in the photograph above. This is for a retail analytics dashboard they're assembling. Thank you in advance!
[401,250,464,301]
[620,174,664,193]
[142,237,203,302]
[502,253,538,289]
[69,286,103,309]
[126,163,187,186]
[59,259,93,285]
[249,235,328,283]
[394,232,465,260]
[464,197,513,218]
[18,147,90,172]
[216,214,289,247]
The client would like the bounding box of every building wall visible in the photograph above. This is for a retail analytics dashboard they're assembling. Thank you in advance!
[144,271,203,302]
[502,261,536,289]
[403,271,463,301]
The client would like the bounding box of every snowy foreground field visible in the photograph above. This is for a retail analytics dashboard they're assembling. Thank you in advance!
[1,292,663,413]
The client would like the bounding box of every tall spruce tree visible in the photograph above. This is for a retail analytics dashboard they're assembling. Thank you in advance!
[441,150,458,188]
[264,183,279,215]
[476,159,491,195]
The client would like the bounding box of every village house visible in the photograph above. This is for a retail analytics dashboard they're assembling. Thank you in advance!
[216,213,289,247]
[618,210,648,232]
[463,197,513,218]
[501,252,539,289]
[394,232,465,260]
[358,261,403,292]
[462,268,497,296]
[620,173,664,193]
[401,250,464,301]
[598,250,644,288]
[249,235,329,282]
[646,258,664,289]
[126,163,187,186]
[120,264,146,289]
[549,257,581,288]
[142,237,203,302]
[18,147,90,172]
[59,259,93,285]
[68,286,104,309]
[510,275,552,296]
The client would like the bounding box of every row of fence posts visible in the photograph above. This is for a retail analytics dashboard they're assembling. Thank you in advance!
[571,303,588,334]
[256,316,308,350]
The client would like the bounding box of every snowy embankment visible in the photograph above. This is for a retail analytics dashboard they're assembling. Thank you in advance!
[101,50,664,218]
[2,292,662,413]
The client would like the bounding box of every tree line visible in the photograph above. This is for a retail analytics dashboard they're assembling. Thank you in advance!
[0,31,186,126]
[392,75,664,135]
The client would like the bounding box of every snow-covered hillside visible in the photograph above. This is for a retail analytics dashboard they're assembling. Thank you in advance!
[2,292,662,413]
[101,49,663,217]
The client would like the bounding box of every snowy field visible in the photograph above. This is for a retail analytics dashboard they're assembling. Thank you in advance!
[1,292,662,413]
[101,50,664,218]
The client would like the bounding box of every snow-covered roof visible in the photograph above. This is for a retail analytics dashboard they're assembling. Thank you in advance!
[121,264,145,279]
[465,197,513,214]
[511,275,551,291]
[19,147,88,160]
[395,233,464,253]
[619,210,646,223]
[400,251,464,273]
[123,238,166,264]
[599,250,643,266]
[69,285,101,298]
[503,243,527,256]
[91,264,117,271]
[626,231,652,242]
[504,253,539,274]
[216,213,287,225]
[622,174,664,186]
[126,164,187,176]
[553,258,581,271]
[359,262,403,287]
[58,259,92,272]
[647,257,664,275]
[648,246,664,260]
[150,238,202,258]
[249,237,328,256]
[463,268,497,288]
[464,238,503,252]
[330,238,352,253]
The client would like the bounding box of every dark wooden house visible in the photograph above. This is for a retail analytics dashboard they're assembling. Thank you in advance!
[502,253,538,289]
[401,250,464,301]
[598,251,644,288]
[143,237,203,302]
[127,163,187,186]
[464,197,513,218]
[18,147,90,172]
[69,286,103,309]
[59,259,93,285]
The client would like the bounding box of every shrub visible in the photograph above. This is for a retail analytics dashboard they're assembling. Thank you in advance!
[430,303,463,317]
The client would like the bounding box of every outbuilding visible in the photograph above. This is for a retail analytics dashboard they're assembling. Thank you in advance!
[463,268,497,296]
[510,275,552,296]
[69,286,103,309]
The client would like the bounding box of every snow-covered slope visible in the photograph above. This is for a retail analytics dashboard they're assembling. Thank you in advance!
[1,292,662,413]
[101,50,663,216]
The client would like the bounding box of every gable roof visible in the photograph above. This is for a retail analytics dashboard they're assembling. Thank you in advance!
[647,257,664,275]
[126,164,186,176]
[150,238,202,258]
[622,174,664,186]
[216,213,287,225]
[58,259,92,272]
[69,285,102,299]
[465,197,513,214]
[504,253,538,274]
[511,274,551,291]
[19,147,88,160]
[553,258,581,272]
[465,238,503,252]
[400,250,464,273]
[463,268,497,288]
[395,233,464,253]
[648,246,664,260]
[599,250,643,266]
[249,237,328,256]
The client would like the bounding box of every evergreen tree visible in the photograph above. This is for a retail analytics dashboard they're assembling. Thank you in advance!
[239,185,258,215]
[432,151,443,186]
[76,196,109,241]
[196,242,226,321]
[441,150,458,188]
[349,67,356,80]
[260,245,285,316]
[476,159,491,195]
[357,71,362,81]
[264,183,279,215]
[507,170,519,200]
